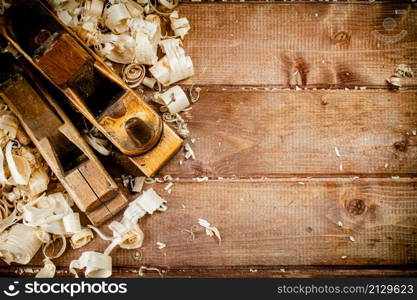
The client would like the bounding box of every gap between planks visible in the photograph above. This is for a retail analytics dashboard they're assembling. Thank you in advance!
[3,266,417,278]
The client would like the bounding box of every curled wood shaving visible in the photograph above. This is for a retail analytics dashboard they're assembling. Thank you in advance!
[138,265,162,277]
[169,10,190,40]
[35,258,56,278]
[143,76,157,89]
[198,218,221,245]
[387,75,401,87]
[154,85,190,114]
[70,251,112,278]
[6,141,31,185]
[132,176,146,193]
[0,224,42,264]
[84,132,111,156]
[70,228,94,249]
[135,188,167,214]
[29,168,50,197]
[150,39,194,86]
[22,193,72,229]
[89,220,145,255]
[180,225,198,241]
[122,63,146,88]
[63,212,82,234]
[42,235,67,260]
[184,143,195,160]
[162,111,189,138]
[189,86,201,103]
[0,113,18,139]
[395,64,414,78]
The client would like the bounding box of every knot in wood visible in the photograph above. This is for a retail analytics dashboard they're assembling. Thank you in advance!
[393,140,408,152]
[346,199,366,216]
[332,31,350,44]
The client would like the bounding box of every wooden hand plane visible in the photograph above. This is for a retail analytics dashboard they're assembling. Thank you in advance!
[0,0,182,177]
[0,46,128,226]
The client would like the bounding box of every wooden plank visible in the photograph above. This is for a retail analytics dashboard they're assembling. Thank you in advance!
[154,90,417,177]
[178,3,417,87]
[4,178,415,272]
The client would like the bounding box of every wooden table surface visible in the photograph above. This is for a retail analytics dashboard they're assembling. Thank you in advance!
[1,0,417,277]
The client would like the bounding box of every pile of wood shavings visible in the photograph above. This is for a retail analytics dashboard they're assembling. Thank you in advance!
[0,102,98,278]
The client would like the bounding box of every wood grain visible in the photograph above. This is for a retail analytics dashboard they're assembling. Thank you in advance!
[179,2,417,87]
[154,90,417,177]
[1,178,416,276]
[1,1,417,278]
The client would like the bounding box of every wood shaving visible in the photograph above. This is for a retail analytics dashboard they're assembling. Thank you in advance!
[386,75,401,87]
[70,228,94,249]
[334,146,341,157]
[29,168,50,197]
[138,266,162,277]
[194,177,208,182]
[189,86,201,103]
[35,258,56,278]
[142,76,156,89]
[156,242,166,249]
[122,63,146,88]
[0,224,42,264]
[184,143,195,160]
[84,130,111,156]
[161,111,190,138]
[180,227,196,241]
[164,182,174,191]
[395,64,414,78]
[154,85,190,114]
[198,218,221,245]
[132,176,146,193]
[135,188,167,214]
[89,188,167,258]
[70,251,112,278]
[63,212,82,234]
[150,39,194,86]
[42,235,67,260]
[169,10,190,40]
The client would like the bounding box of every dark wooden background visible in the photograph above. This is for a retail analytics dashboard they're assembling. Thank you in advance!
[1,0,417,277]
